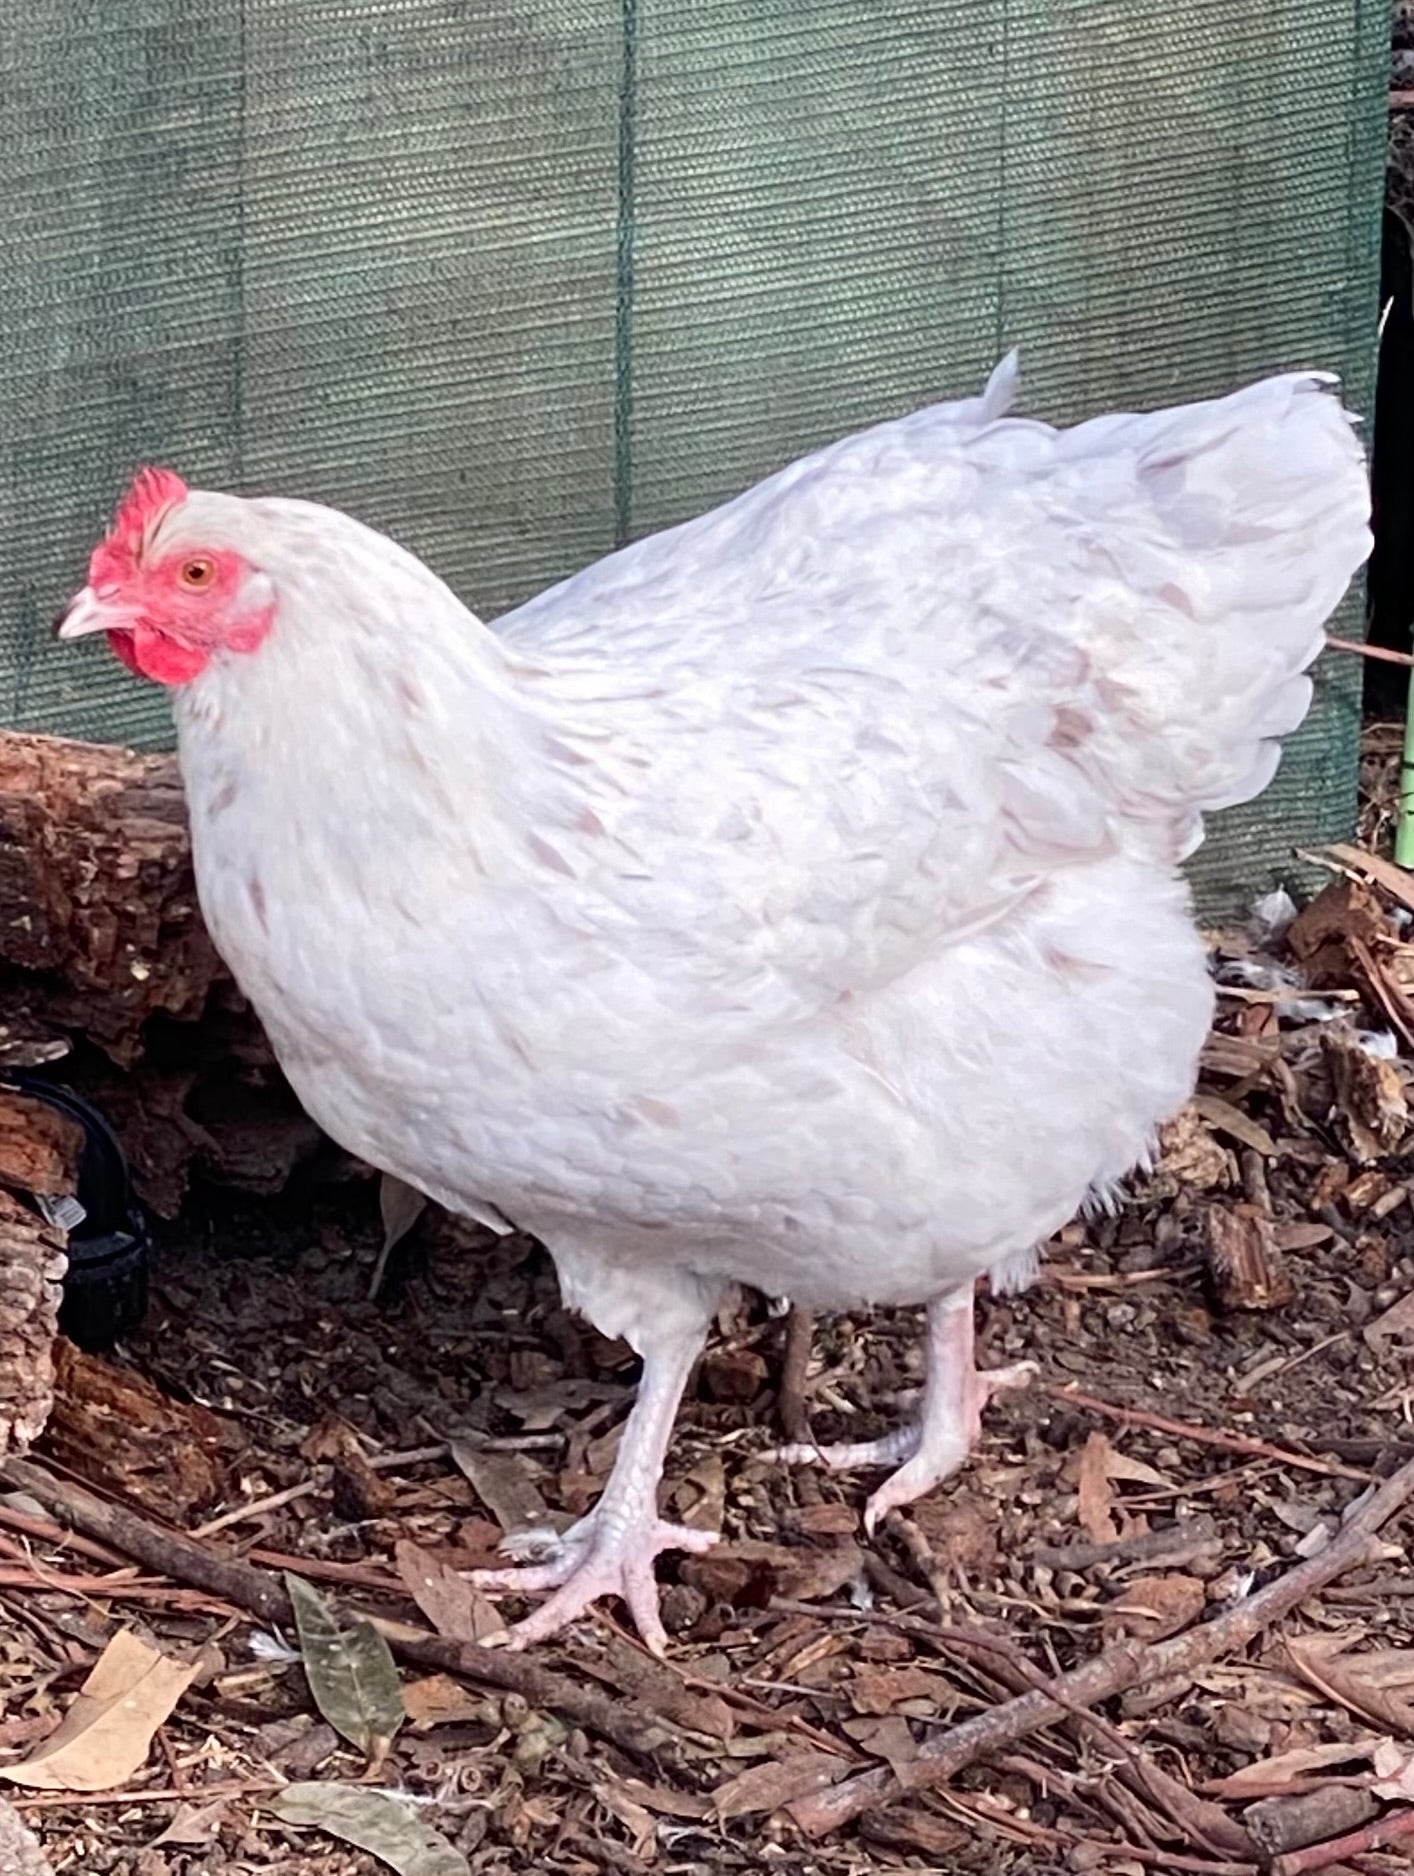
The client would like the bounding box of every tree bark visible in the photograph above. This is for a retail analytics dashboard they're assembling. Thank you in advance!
[0,732,319,1454]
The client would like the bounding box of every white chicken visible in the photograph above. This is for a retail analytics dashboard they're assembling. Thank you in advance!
[59,357,1370,1652]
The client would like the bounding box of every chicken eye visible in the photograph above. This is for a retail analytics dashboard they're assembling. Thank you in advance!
[178,557,217,590]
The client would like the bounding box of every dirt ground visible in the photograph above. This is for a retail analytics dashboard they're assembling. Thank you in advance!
[3,728,1414,1876]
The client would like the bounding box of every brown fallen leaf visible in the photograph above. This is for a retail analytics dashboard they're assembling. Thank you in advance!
[778,1542,866,1603]
[0,1630,197,1791]
[713,1751,847,1821]
[1205,1737,1384,1799]
[1076,1431,1120,1544]
[449,1443,551,1536]
[401,1675,499,1731]
[1285,1635,1414,1734]
[842,1714,919,1775]
[785,1502,860,1537]
[148,1797,230,1849]
[671,1452,726,1533]
[1363,1289,1414,1354]
[1191,1094,1278,1159]
[1101,1574,1206,1642]
[591,1779,657,1860]
[394,1538,503,1643]
[1373,1738,1414,1801]
[1071,1432,1171,1544]
[612,1779,712,1822]
[847,1666,954,1717]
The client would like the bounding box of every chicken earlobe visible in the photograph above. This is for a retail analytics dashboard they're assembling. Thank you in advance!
[766,1286,1035,1530]
[471,1322,716,1654]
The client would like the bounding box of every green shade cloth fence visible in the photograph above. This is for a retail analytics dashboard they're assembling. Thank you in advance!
[0,2,1386,910]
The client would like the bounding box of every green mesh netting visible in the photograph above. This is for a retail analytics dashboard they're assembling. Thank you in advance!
[0,1,1386,911]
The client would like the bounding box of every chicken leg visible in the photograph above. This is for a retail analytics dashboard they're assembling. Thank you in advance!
[471,1324,715,1654]
[768,1287,1034,1531]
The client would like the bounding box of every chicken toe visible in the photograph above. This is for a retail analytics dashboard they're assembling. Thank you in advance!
[475,1511,716,1653]
[769,1288,1034,1532]
[469,1324,712,1652]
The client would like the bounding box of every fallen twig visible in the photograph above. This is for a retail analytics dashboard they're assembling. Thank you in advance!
[789,1452,1414,1835]
[1271,1803,1414,1875]
[1041,1383,1374,1483]
[1323,634,1414,667]
[1032,1515,1220,1571]
[11,1778,283,1811]
[0,1456,684,1765]
[777,1305,815,1443]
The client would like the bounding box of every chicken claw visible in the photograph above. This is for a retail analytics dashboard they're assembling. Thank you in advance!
[766,1289,1035,1532]
[473,1511,716,1654]
[469,1325,712,1654]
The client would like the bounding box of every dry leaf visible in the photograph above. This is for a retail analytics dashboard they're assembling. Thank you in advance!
[591,1780,657,1860]
[400,1675,499,1731]
[842,1714,919,1774]
[613,1779,712,1821]
[1076,1432,1120,1543]
[492,1377,623,1432]
[778,1542,866,1603]
[847,1666,952,1717]
[1191,1094,1278,1158]
[1072,1431,1171,1543]
[1285,1636,1414,1734]
[1363,1290,1414,1353]
[1206,1738,1383,1798]
[285,1573,404,1770]
[672,1453,727,1533]
[148,1798,229,1848]
[368,1175,430,1298]
[449,1443,550,1535]
[394,1539,503,1643]
[0,1630,197,1792]
[269,1783,469,1876]
[712,1751,846,1820]
[1372,1738,1414,1801]
[1101,1574,1206,1642]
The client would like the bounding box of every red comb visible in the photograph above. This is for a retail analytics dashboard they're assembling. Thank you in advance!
[90,467,189,585]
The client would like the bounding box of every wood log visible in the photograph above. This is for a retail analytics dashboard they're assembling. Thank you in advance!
[0,732,222,1063]
[0,732,327,1455]
[0,1190,67,1456]
[0,731,319,1217]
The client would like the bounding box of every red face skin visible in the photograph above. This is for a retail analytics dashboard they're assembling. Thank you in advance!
[81,468,275,685]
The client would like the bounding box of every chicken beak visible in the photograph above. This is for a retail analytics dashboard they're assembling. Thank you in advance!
[54,587,111,640]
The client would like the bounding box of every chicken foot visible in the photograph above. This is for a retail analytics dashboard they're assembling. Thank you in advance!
[767,1287,1034,1532]
[472,1325,715,1654]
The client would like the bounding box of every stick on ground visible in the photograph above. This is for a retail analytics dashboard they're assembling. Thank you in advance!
[0,1456,682,1765]
[790,1453,1414,1836]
